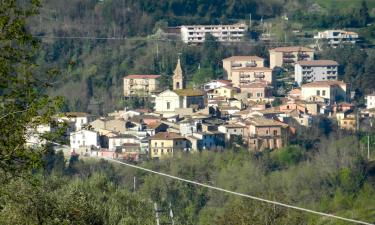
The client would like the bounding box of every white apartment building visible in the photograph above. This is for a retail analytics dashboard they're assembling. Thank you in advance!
[295,60,339,86]
[70,129,100,151]
[180,23,247,44]
[314,30,359,47]
[366,93,375,109]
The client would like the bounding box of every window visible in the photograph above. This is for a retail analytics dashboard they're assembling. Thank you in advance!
[317,90,320,96]
[153,149,158,153]
[273,130,278,135]
[155,142,158,147]
[161,142,164,147]
[266,130,269,134]
[161,149,164,154]
[322,90,326,96]
[167,102,171,110]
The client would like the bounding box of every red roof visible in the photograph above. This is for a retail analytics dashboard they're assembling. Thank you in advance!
[124,74,161,79]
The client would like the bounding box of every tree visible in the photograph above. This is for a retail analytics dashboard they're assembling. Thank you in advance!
[0,0,62,183]
[357,0,370,27]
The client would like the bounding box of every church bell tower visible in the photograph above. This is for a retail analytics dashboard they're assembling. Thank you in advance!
[173,56,184,90]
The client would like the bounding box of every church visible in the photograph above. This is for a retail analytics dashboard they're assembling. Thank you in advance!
[154,57,206,117]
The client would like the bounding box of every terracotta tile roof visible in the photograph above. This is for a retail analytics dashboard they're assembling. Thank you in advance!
[149,132,184,140]
[124,74,161,79]
[269,46,314,52]
[216,79,233,85]
[289,88,301,95]
[232,67,272,72]
[302,80,346,88]
[223,56,264,61]
[247,117,288,127]
[174,89,205,96]
[296,60,338,66]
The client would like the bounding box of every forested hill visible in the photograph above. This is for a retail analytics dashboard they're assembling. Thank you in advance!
[31,0,375,114]
[34,0,375,37]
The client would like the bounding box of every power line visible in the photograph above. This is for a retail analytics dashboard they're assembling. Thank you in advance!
[102,157,374,225]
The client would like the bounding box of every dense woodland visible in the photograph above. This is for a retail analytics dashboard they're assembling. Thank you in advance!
[30,0,375,114]
[1,1,375,224]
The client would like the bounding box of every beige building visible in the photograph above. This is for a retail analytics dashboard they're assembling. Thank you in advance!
[148,132,187,159]
[269,46,314,69]
[231,67,273,87]
[123,74,161,96]
[207,86,238,99]
[222,56,265,80]
[244,117,289,151]
[301,81,347,104]
[239,80,273,101]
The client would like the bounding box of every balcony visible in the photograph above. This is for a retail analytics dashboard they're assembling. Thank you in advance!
[245,62,257,67]
[254,73,265,78]
[283,53,295,58]
[298,53,310,59]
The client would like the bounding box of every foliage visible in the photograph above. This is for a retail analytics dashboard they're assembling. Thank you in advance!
[0,0,62,183]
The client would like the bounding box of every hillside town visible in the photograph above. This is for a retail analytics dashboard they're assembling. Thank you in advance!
[26,35,374,162]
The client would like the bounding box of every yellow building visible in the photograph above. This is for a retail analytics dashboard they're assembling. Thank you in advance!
[222,56,265,80]
[336,111,356,131]
[212,86,238,99]
[123,74,160,96]
[149,132,187,159]
[269,46,314,69]
[231,67,273,87]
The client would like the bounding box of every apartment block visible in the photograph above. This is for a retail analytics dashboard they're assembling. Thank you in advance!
[314,30,359,47]
[295,60,339,85]
[180,23,247,44]
[222,56,265,80]
[231,67,273,87]
[123,74,161,96]
[269,46,314,69]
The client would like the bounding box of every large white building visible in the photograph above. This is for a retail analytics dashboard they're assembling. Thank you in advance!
[70,129,100,151]
[180,23,247,44]
[314,30,359,47]
[301,81,347,104]
[295,60,339,86]
[366,94,375,109]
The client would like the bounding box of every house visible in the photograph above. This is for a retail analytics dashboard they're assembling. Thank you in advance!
[301,81,347,104]
[70,129,100,153]
[269,46,314,69]
[244,117,289,151]
[231,67,273,87]
[218,123,246,141]
[314,30,359,47]
[295,60,339,85]
[154,89,205,116]
[219,106,241,118]
[186,131,225,151]
[58,112,94,131]
[240,80,273,101]
[108,134,139,151]
[118,143,143,161]
[288,88,301,100]
[207,86,238,99]
[179,118,202,136]
[222,56,265,80]
[203,80,232,91]
[336,111,356,131]
[180,23,247,44]
[90,117,127,134]
[366,93,375,109]
[26,123,53,147]
[148,132,188,159]
[123,74,161,96]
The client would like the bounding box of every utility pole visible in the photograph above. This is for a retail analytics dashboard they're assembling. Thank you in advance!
[368,121,373,160]
[154,203,160,225]
[133,176,136,192]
